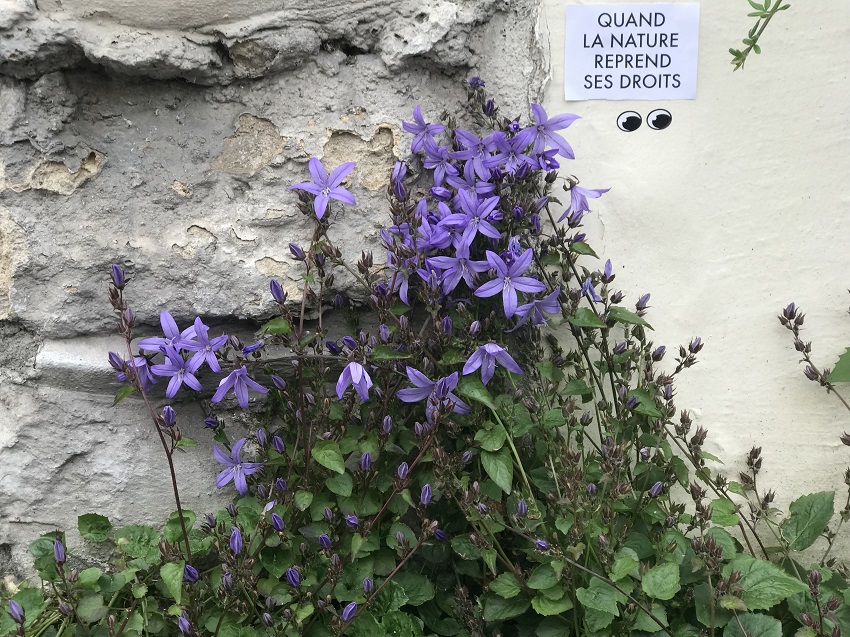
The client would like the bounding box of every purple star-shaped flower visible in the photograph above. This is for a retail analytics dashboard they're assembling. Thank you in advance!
[423,138,458,186]
[137,311,196,353]
[524,104,580,159]
[115,355,158,392]
[182,317,228,373]
[581,278,603,303]
[445,160,495,202]
[150,345,203,398]
[402,105,445,154]
[289,158,356,220]
[440,191,502,249]
[462,343,523,385]
[486,131,536,175]
[214,438,263,495]
[425,242,489,295]
[212,365,268,409]
[557,185,611,222]
[397,368,471,415]
[474,248,546,318]
[511,287,562,330]
[336,361,372,402]
[450,130,497,181]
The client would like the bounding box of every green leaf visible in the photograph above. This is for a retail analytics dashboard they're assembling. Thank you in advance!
[536,617,571,637]
[351,533,365,560]
[711,498,740,527]
[371,345,410,361]
[393,571,435,606]
[294,490,314,510]
[481,448,513,495]
[475,423,507,452]
[312,440,345,474]
[705,527,738,561]
[569,307,606,329]
[827,349,850,382]
[490,573,522,599]
[77,567,104,590]
[326,472,354,497]
[132,583,148,599]
[570,241,598,257]
[175,436,196,448]
[642,562,681,600]
[722,555,807,610]
[555,515,574,535]
[609,548,639,581]
[562,378,592,400]
[527,564,559,590]
[532,593,573,616]
[164,510,196,543]
[258,317,291,335]
[482,593,530,621]
[608,305,653,329]
[781,491,834,551]
[457,376,497,410]
[727,481,747,497]
[114,524,160,562]
[482,548,497,576]
[160,561,185,604]
[633,602,668,631]
[723,613,782,637]
[78,513,112,543]
[576,578,625,616]
[112,385,136,406]
[76,593,108,623]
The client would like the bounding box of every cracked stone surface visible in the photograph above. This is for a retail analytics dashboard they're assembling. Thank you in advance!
[0,0,549,575]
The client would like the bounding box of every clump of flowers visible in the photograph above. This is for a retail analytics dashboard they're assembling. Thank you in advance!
[4,78,849,637]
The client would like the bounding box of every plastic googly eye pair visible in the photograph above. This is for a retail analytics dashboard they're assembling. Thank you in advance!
[617,109,672,131]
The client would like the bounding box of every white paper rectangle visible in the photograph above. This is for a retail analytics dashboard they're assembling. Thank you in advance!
[564,3,700,101]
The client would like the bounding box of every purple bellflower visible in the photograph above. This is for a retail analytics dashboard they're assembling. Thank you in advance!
[8,600,24,625]
[525,104,580,159]
[445,160,495,201]
[462,343,523,385]
[425,242,489,295]
[289,158,356,220]
[137,311,196,352]
[336,361,372,402]
[212,366,268,409]
[114,355,157,392]
[150,345,203,398]
[422,138,458,186]
[397,368,471,415]
[558,185,610,222]
[214,438,263,496]
[440,191,502,248]
[451,129,496,180]
[342,602,358,623]
[512,287,562,330]
[229,527,242,554]
[487,130,536,175]
[474,248,546,318]
[182,317,227,373]
[581,278,602,303]
[402,105,445,153]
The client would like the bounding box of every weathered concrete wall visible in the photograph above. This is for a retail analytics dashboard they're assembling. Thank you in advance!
[0,0,549,575]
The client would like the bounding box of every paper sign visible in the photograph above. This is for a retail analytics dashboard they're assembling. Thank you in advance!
[564,3,700,101]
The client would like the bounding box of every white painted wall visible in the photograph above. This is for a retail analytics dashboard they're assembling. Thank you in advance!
[542,0,850,533]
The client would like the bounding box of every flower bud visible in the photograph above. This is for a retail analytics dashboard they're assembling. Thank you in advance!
[229,527,242,555]
[161,406,176,427]
[108,351,125,372]
[517,500,528,517]
[382,416,393,434]
[270,513,285,532]
[58,602,72,617]
[262,613,273,627]
[535,539,549,551]
[54,539,66,565]
[586,483,597,495]
[183,564,199,582]
[318,534,332,549]
[345,515,359,528]
[286,568,301,588]
[420,484,432,506]
[9,600,25,625]
[270,279,287,303]
[398,462,409,480]
[363,577,374,594]
[649,481,663,498]
[275,478,287,492]
[468,320,481,336]
[342,602,358,623]
[204,417,218,429]
[111,264,126,289]
[360,452,372,472]
[289,243,306,260]
[256,428,267,446]
[461,451,473,465]
[434,529,448,541]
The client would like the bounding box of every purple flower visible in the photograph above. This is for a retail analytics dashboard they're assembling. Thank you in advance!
[649,481,663,498]
[462,343,523,385]
[512,287,562,330]
[487,131,536,175]
[469,76,485,88]
[474,249,546,318]
[581,278,602,303]
[392,161,408,200]
[214,438,263,496]
[535,539,550,551]
[446,159,495,200]
[363,577,374,594]
[434,529,448,541]
[342,602,358,623]
[420,484,432,506]
[229,527,243,555]
[270,279,287,303]
[161,406,176,427]
[178,616,192,636]
[272,436,285,454]
[271,513,285,531]
[558,185,610,222]
[286,568,301,588]
[398,462,409,480]
[451,129,496,180]
[423,138,458,186]
[151,345,203,398]
[336,361,372,402]
[137,311,196,352]
[402,105,445,154]
[256,428,268,446]
[440,191,502,248]
[525,104,580,159]
[183,564,199,582]
[318,534,332,549]
[212,366,268,409]
[396,368,471,415]
[537,149,560,171]
[242,340,264,356]
[182,317,227,373]
[345,515,359,528]
[289,158,356,220]
[54,540,66,564]
[461,450,473,464]
[425,243,489,295]
[8,600,24,624]
[111,264,125,288]
[360,452,372,472]
[517,500,528,517]
[204,417,218,429]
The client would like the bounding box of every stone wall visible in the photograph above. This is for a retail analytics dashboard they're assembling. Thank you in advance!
[0,0,548,576]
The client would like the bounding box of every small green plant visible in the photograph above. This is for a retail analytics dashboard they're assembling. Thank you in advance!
[730,0,791,70]
[3,78,848,637]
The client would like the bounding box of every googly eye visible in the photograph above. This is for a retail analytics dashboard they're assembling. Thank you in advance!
[616,111,642,132]
[647,109,672,130]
